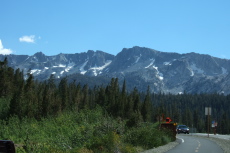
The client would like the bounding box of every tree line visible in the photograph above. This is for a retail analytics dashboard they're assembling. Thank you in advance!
[0,57,229,134]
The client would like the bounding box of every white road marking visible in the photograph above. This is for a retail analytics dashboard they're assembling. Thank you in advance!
[177,137,184,143]
[196,140,201,152]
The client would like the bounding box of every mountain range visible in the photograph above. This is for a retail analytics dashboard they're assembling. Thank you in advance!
[1,46,230,94]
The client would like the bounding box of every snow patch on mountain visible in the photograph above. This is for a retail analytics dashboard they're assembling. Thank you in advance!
[65,62,75,72]
[164,62,171,65]
[90,60,112,76]
[188,67,194,76]
[157,73,164,80]
[145,59,155,68]
[152,65,163,80]
[222,67,227,74]
[135,54,142,63]
[2,46,230,95]
[190,63,204,74]
[30,69,41,75]
[53,64,66,68]
[80,61,88,75]
[33,56,38,62]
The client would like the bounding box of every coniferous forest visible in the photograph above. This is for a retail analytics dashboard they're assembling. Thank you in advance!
[0,58,230,152]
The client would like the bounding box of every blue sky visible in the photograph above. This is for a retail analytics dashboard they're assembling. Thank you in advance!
[1,0,230,59]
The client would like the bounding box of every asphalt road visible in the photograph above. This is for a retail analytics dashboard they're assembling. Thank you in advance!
[166,134,223,153]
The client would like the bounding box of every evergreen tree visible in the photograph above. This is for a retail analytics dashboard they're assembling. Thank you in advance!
[106,78,119,116]
[141,86,152,122]
[88,87,96,109]
[96,86,106,107]
[171,101,180,123]
[13,68,24,91]
[24,72,38,118]
[125,94,134,119]
[80,84,89,109]
[9,81,25,118]
[58,77,69,111]
[133,87,141,112]
[68,80,81,112]
[219,112,229,134]
[0,57,14,97]
[41,81,49,117]
[117,80,127,118]
[193,109,199,132]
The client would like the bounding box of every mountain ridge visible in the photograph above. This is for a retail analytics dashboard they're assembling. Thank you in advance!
[1,46,229,94]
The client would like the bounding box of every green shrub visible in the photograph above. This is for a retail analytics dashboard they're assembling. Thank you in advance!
[87,131,120,153]
[119,143,138,153]
[123,123,173,150]
[0,108,174,152]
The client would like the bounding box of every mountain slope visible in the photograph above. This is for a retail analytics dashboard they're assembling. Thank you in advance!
[1,46,230,94]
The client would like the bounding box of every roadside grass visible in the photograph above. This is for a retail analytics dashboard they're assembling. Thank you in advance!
[0,107,175,152]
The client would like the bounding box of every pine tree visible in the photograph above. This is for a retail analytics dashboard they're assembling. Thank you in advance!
[133,87,141,112]
[24,72,38,118]
[106,78,119,116]
[170,100,179,123]
[117,80,127,118]
[9,81,25,118]
[125,94,134,119]
[58,77,69,111]
[193,109,199,131]
[88,87,96,109]
[13,68,24,91]
[220,112,229,134]
[141,86,152,122]
[68,80,81,112]
[80,84,89,109]
[0,57,14,97]
[96,86,106,107]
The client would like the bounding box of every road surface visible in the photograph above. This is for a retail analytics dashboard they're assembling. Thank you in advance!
[166,134,223,153]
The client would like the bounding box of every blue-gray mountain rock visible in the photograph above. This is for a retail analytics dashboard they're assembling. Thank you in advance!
[1,46,230,94]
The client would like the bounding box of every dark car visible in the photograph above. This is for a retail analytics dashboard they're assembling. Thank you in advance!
[0,140,15,153]
[177,125,189,134]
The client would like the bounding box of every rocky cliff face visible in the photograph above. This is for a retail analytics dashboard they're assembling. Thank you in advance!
[1,46,230,94]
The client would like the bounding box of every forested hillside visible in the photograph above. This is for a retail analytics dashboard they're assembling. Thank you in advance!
[0,58,229,152]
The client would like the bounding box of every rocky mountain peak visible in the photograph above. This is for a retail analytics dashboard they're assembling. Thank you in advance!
[1,46,230,94]
[32,51,47,62]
